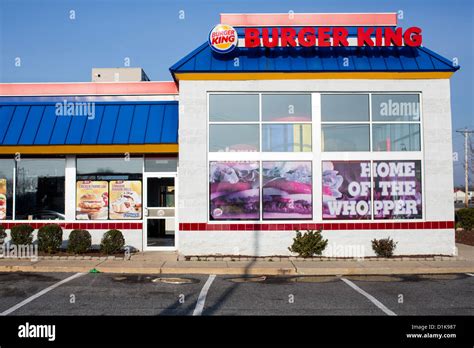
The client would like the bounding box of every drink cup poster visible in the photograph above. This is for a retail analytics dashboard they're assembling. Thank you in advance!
[373,161,422,219]
[0,179,7,220]
[322,161,371,220]
[209,162,260,220]
[262,161,312,219]
[76,181,108,220]
[109,181,142,220]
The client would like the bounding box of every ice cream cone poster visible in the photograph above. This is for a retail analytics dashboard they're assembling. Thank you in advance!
[262,161,312,220]
[0,179,7,220]
[76,181,109,220]
[109,181,142,220]
[322,161,371,220]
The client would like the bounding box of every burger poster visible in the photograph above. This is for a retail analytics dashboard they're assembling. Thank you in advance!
[0,179,7,220]
[76,181,108,220]
[109,181,142,220]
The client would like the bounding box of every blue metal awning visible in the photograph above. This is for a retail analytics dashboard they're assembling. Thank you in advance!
[170,44,458,75]
[0,100,178,146]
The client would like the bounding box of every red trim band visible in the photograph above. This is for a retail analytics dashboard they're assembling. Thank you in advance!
[0,222,142,230]
[179,221,454,231]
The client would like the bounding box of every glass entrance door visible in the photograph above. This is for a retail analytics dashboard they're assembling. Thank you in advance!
[144,175,176,249]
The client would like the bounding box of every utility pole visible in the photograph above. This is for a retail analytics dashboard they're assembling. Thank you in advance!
[456,128,474,207]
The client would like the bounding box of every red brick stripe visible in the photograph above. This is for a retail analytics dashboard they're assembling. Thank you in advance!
[0,222,142,230]
[179,221,455,231]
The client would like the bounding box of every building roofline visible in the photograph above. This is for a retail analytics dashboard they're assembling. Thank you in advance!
[220,12,398,27]
[0,81,178,96]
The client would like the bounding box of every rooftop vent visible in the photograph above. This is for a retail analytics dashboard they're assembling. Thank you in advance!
[92,67,150,82]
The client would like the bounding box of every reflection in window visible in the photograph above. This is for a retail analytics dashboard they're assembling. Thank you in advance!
[209,162,260,220]
[209,94,259,122]
[322,124,370,151]
[371,94,420,122]
[0,159,14,220]
[321,94,369,122]
[262,124,312,152]
[15,158,65,220]
[262,161,312,220]
[76,157,143,180]
[372,124,421,151]
[209,124,259,152]
[262,94,311,122]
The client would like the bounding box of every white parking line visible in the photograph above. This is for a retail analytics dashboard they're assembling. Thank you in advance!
[0,273,86,316]
[193,274,216,316]
[466,273,474,277]
[341,277,397,316]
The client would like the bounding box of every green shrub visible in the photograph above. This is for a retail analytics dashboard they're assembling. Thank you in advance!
[456,208,474,231]
[372,237,397,257]
[67,229,92,254]
[288,230,328,257]
[38,224,63,254]
[100,229,125,254]
[10,224,34,245]
[0,224,6,242]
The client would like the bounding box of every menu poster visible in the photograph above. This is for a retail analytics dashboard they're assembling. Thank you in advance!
[76,181,108,220]
[0,179,6,220]
[109,181,142,220]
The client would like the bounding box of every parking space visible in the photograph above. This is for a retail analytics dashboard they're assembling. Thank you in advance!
[0,272,74,314]
[0,272,473,316]
[1,273,208,316]
[345,274,474,315]
[203,276,385,315]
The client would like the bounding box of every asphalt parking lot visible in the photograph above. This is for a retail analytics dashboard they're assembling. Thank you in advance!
[0,272,473,316]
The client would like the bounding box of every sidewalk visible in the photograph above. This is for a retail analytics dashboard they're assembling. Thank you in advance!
[1,244,474,276]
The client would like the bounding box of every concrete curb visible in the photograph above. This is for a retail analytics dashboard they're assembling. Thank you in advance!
[1,261,473,276]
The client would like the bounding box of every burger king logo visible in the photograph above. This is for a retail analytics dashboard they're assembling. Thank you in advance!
[208,24,238,53]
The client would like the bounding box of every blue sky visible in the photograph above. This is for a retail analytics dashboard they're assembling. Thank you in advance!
[1,0,472,185]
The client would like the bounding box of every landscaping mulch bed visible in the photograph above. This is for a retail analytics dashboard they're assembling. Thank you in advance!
[455,229,474,246]
[38,250,130,258]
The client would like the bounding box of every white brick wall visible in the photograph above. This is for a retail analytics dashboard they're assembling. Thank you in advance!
[177,78,455,256]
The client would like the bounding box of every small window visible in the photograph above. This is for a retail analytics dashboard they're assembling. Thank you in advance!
[145,158,178,172]
[262,124,312,152]
[209,124,259,152]
[262,94,311,122]
[372,94,420,122]
[372,124,421,151]
[322,124,370,151]
[321,94,369,122]
[209,94,259,122]
[76,157,143,180]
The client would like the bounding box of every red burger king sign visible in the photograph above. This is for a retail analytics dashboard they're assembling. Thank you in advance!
[209,24,238,53]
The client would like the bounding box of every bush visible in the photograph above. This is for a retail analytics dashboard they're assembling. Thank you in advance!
[38,224,63,254]
[372,237,397,257]
[0,224,6,242]
[100,229,125,254]
[456,208,474,231]
[10,224,34,246]
[288,230,328,257]
[67,229,92,254]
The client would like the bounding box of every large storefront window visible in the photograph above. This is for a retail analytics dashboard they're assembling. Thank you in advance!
[15,158,65,220]
[76,157,143,220]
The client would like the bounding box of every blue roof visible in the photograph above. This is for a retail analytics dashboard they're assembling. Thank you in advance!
[0,100,178,146]
[170,44,459,75]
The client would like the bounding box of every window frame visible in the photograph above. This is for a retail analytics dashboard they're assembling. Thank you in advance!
[207,92,424,223]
